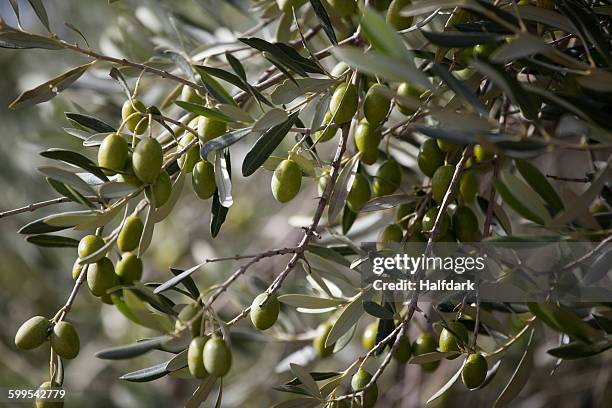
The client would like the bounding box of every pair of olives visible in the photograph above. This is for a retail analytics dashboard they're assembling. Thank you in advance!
[187,335,232,378]
[351,368,378,408]
[420,205,480,242]
[430,164,479,204]
[361,322,412,363]
[315,82,359,143]
[15,317,79,360]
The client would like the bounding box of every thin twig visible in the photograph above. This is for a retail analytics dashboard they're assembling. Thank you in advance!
[0,196,103,220]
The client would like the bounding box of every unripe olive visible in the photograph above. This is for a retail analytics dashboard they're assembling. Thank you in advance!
[396,82,422,116]
[87,257,116,297]
[78,234,104,259]
[418,139,445,177]
[461,353,488,389]
[393,203,414,230]
[117,216,144,252]
[460,170,478,203]
[313,322,334,358]
[373,160,402,196]
[122,99,146,133]
[379,224,403,247]
[197,116,227,142]
[387,0,414,30]
[203,336,232,377]
[439,139,461,153]
[373,0,391,11]
[315,112,338,143]
[473,43,497,60]
[431,164,455,203]
[361,322,378,351]
[413,333,439,372]
[439,321,469,356]
[422,207,450,236]
[473,144,494,163]
[329,83,358,124]
[192,160,216,200]
[36,381,63,408]
[132,138,163,184]
[331,62,350,78]
[178,133,199,173]
[328,0,356,18]
[453,206,481,242]
[188,336,209,378]
[271,159,302,203]
[50,321,79,359]
[351,368,378,408]
[15,316,49,350]
[181,85,204,104]
[115,252,143,284]
[117,160,143,187]
[98,134,128,174]
[146,170,172,208]
[177,303,202,337]
[354,119,381,165]
[72,259,84,280]
[393,335,412,363]
[318,175,329,197]
[347,173,371,212]
[250,293,280,331]
[363,84,391,126]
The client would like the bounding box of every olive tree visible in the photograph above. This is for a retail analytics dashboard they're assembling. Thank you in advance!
[2,0,612,407]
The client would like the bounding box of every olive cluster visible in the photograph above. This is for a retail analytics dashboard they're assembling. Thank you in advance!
[360,320,489,391]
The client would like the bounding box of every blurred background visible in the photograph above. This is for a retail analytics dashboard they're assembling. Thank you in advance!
[0,1,610,407]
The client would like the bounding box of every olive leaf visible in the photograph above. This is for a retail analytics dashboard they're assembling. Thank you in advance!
[47,178,96,209]
[38,166,96,194]
[361,194,417,212]
[65,112,116,133]
[239,37,324,76]
[26,0,50,31]
[253,109,289,132]
[0,22,61,49]
[361,6,413,61]
[41,148,108,181]
[289,364,322,399]
[494,329,535,407]
[324,292,364,348]
[422,30,503,48]
[95,336,173,360]
[242,111,300,177]
[426,357,467,404]
[547,338,612,360]
[431,62,487,115]
[308,0,336,45]
[363,301,395,320]
[490,33,550,63]
[174,101,235,123]
[119,362,169,382]
[271,78,336,105]
[214,150,233,208]
[25,234,79,248]
[328,152,360,222]
[9,62,93,109]
[492,170,551,225]
[186,377,218,408]
[278,295,345,309]
[515,159,563,213]
[200,128,252,159]
[194,69,236,106]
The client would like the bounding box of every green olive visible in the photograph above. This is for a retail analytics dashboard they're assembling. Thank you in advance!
[329,83,358,124]
[373,0,391,11]
[396,82,422,116]
[373,160,402,196]
[203,336,232,377]
[328,0,357,17]
[98,133,129,174]
[271,159,302,203]
[115,252,143,284]
[178,133,199,173]
[35,381,63,408]
[431,164,456,203]
[132,138,163,184]
[146,170,172,208]
[453,206,481,242]
[437,139,460,153]
[354,118,381,165]
[250,293,280,331]
[318,174,329,197]
[188,336,209,378]
[363,84,391,126]
[331,62,350,78]
[87,257,117,297]
[177,303,202,337]
[418,138,445,177]
[396,202,416,229]
[50,321,79,359]
[15,316,49,350]
[393,335,412,363]
[379,224,403,247]
[315,111,338,143]
[361,322,378,351]
[460,169,478,203]
[118,215,144,252]
[439,321,469,356]
[197,116,227,142]
[78,234,104,259]
[351,368,378,408]
[473,144,494,163]
[413,333,439,372]
[473,43,498,60]
[180,85,204,104]
[347,173,371,212]
[313,322,334,358]
[116,160,143,187]
[192,160,216,200]
[387,0,414,30]
[422,206,450,236]
[461,353,488,389]
[121,99,146,134]
[72,259,84,280]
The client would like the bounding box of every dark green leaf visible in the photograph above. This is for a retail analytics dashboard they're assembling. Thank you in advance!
[119,363,169,382]
[431,62,487,115]
[309,0,337,45]
[515,159,563,213]
[19,218,71,235]
[200,128,252,160]
[109,67,132,99]
[169,268,201,299]
[547,339,612,360]
[341,205,357,235]
[26,0,50,31]
[65,112,115,133]
[47,178,96,209]
[95,336,172,360]
[242,111,299,177]
[25,234,79,248]
[9,63,92,109]
[194,69,237,106]
[41,149,108,181]
[174,101,235,123]
[363,301,395,320]
[422,30,503,48]
[0,23,61,49]
[285,372,341,386]
[239,37,324,76]
[494,329,535,407]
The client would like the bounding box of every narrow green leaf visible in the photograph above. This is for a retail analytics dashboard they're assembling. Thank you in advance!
[492,170,551,225]
[41,148,108,181]
[65,112,115,133]
[515,159,563,212]
[309,0,337,44]
[325,292,363,348]
[363,301,395,320]
[95,336,172,360]
[290,364,321,398]
[26,0,50,31]
[0,22,61,49]
[422,30,503,48]
[547,339,612,360]
[328,153,360,222]
[271,78,336,105]
[200,128,252,159]
[174,101,235,123]
[119,363,169,382]
[278,294,345,309]
[494,329,535,407]
[361,7,412,60]
[25,234,79,248]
